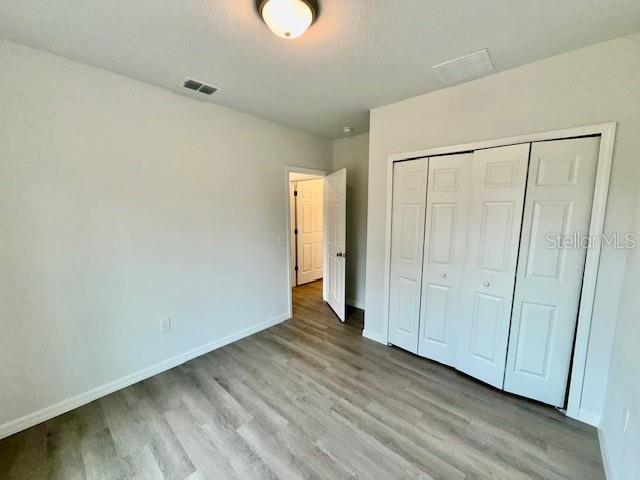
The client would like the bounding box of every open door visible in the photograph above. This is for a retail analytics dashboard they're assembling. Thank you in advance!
[323,169,347,321]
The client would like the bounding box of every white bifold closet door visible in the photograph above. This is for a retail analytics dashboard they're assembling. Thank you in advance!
[418,154,472,366]
[504,137,599,406]
[388,158,428,353]
[456,143,531,388]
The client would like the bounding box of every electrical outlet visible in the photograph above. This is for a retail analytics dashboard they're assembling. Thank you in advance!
[160,316,172,333]
[623,407,630,432]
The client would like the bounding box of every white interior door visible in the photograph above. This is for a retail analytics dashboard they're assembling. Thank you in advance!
[388,158,428,353]
[504,137,599,406]
[418,153,472,366]
[323,168,347,321]
[456,143,530,388]
[296,179,324,285]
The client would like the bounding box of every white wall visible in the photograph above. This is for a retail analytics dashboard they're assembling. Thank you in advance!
[364,33,640,425]
[0,40,332,436]
[333,133,369,309]
[600,185,640,480]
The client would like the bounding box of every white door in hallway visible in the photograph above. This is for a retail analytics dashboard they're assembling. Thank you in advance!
[418,153,472,366]
[388,158,428,353]
[504,137,599,406]
[324,169,347,321]
[456,143,530,388]
[296,179,324,285]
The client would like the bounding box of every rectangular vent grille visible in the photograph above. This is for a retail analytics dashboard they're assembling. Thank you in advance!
[181,78,219,96]
[198,84,217,95]
[433,49,494,86]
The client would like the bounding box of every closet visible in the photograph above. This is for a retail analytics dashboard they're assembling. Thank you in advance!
[387,136,600,407]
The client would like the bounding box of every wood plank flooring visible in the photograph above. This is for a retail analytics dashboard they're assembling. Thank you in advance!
[0,280,604,479]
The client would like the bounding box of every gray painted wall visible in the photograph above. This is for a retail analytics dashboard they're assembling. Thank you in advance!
[0,39,332,435]
[333,133,369,309]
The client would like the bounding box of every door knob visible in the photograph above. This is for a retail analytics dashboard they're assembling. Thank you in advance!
[441,273,447,278]
[342,252,349,258]
[336,252,343,257]
[483,281,490,287]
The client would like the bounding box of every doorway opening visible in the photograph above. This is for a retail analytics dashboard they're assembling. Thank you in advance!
[289,172,324,289]
[284,165,348,323]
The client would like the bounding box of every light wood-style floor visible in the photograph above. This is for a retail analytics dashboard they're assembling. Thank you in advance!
[0,280,604,479]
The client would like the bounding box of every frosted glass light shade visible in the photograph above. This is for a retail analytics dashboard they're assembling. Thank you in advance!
[260,0,315,39]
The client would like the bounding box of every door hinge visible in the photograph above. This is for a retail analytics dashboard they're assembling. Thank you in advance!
[294,266,298,271]
[294,190,298,196]
[294,228,298,235]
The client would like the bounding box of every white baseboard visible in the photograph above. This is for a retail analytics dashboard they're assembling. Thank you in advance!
[598,427,614,480]
[346,298,365,310]
[577,408,602,427]
[362,329,387,345]
[0,313,290,440]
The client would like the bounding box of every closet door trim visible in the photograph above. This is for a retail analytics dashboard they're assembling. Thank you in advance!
[379,122,617,426]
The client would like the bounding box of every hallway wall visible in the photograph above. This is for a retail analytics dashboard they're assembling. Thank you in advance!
[333,133,369,309]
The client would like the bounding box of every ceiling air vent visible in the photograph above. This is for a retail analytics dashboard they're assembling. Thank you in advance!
[433,49,494,86]
[181,78,219,96]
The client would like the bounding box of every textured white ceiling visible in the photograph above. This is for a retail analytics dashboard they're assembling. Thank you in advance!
[1,1,639,138]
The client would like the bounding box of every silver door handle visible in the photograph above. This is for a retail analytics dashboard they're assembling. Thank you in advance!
[483,281,490,287]
[441,273,447,278]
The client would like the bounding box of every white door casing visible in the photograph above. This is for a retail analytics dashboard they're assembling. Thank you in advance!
[296,179,324,285]
[456,143,531,388]
[504,137,599,406]
[324,169,347,321]
[388,158,428,353]
[418,153,472,366]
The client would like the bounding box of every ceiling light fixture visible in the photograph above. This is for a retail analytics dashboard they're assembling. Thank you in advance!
[256,0,318,39]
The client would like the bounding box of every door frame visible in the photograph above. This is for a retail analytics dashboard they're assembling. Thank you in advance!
[284,165,328,319]
[378,122,617,425]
